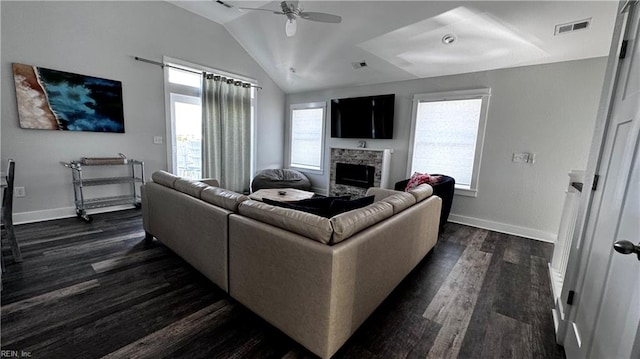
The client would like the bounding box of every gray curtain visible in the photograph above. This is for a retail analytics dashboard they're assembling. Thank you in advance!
[202,75,252,193]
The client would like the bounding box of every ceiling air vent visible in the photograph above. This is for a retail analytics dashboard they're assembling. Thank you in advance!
[352,61,368,69]
[555,18,591,35]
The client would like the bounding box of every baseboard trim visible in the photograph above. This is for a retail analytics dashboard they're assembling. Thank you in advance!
[13,205,136,225]
[448,213,556,243]
[15,205,556,243]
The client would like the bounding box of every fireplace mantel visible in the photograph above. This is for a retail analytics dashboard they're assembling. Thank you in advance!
[329,148,392,198]
[331,147,391,153]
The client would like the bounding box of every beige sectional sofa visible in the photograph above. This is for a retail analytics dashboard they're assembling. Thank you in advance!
[142,171,442,358]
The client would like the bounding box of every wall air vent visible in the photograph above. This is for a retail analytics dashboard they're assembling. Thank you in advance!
[555,18,591,35]
[352,61,368,69]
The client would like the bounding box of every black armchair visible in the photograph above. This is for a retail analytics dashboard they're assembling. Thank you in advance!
[395,174,455,230]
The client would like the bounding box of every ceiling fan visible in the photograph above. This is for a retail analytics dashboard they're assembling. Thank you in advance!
[239,1,342,37]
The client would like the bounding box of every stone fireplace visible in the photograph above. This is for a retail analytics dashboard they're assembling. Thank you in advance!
[329,148,391,198]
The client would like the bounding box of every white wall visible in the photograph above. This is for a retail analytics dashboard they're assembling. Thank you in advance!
[287,58,607,241]
[1,1,285,222]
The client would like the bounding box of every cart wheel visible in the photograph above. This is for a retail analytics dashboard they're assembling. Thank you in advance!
[76,210,92,223]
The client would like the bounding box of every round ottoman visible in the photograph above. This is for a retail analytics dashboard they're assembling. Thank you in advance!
[251,169,312,192]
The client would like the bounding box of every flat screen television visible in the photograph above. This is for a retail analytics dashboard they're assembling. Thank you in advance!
[331,94,394,139]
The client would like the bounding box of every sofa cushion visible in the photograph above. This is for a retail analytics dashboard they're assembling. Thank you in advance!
[408,184,433,202]
[330,201,394,244]
[238,200,333,244]
[263,196,350,218]
[201,187,249,212]
[174,178,210,198]
[365,187,402,202]
[329,196,375,215]
[151,171,180,188]
[200,178,220,187]
[381,192,416,214]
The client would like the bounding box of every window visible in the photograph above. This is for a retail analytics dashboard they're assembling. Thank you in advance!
[408,88,490,197]
[164,58,257,180]
[288,102,326,173]
[166,67,202,179]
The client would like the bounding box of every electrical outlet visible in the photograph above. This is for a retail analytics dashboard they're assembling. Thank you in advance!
[15,187,26,197]
[528,153,536,164]
[153,136,163,145]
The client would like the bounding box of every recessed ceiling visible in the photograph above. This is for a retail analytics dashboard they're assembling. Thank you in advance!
[358,6,551,78]
[168,1,618,94]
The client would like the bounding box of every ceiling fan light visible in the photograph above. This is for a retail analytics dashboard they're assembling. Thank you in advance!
[285,18,297,37]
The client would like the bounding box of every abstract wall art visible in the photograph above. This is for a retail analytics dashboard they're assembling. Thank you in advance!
[12,63,125,133]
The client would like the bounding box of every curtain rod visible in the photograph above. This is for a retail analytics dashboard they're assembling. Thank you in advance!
[134,56,262,90]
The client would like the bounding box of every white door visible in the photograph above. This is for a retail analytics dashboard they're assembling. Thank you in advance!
[563,2,640,358]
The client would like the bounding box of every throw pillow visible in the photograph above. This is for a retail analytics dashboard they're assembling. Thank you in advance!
[329,195,375,215]
[295,195,350,210]
[263,198,318,215]
[405,172,442,191]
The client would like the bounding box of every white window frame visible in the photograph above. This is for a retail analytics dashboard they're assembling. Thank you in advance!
[169,93,203,179]
[163,56,258,178]
[287,102,327,174]
[166,77,202,177]
[407,88,491,197]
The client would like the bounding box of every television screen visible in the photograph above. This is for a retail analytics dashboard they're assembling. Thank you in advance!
[331,94,394,139]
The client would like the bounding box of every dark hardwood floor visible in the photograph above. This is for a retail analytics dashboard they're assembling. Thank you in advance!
[1,209,565,358]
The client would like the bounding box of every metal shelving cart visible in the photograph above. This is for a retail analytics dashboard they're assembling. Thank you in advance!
[61,156,145,222]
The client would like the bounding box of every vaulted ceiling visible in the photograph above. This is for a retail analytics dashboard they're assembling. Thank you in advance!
[169,1,618,94]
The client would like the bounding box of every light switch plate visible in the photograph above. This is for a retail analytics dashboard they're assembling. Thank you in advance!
[153,136,163,144]
[513,152,534,164]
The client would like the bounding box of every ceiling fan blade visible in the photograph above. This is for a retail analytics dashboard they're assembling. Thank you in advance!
[238,7,284,15]
[299,12,342,23]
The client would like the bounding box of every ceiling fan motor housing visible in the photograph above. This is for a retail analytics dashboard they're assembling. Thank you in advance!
[282,1,301,18]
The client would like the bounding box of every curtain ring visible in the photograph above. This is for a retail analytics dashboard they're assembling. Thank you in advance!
[203,74,253,88]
